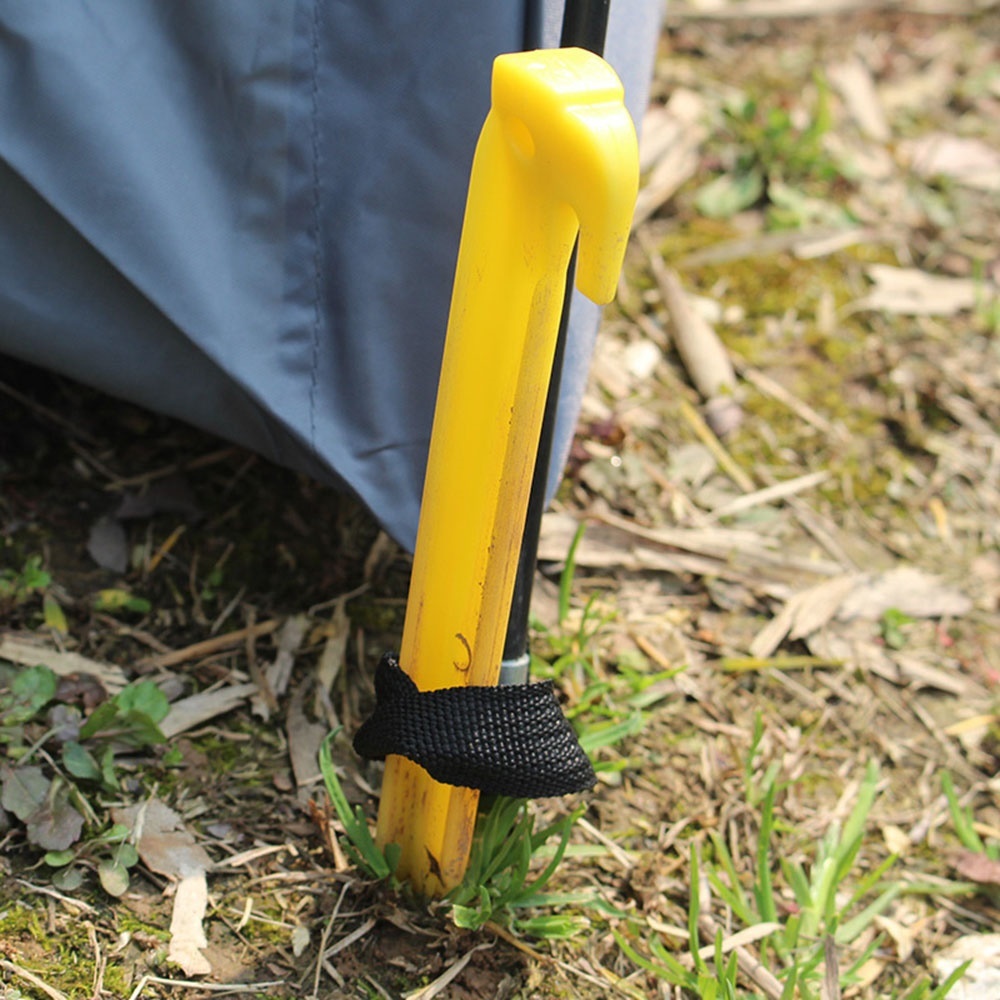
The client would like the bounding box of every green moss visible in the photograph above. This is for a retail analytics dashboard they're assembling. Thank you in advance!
[0,899,130,998]
[114,913,168,941]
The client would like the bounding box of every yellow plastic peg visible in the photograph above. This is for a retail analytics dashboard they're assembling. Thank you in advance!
[375,48,638,895]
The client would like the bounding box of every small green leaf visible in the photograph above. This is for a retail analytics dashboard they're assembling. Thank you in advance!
[44,848,76,867]
[94,589,152,614]
[99,744,119,793]
[98,823,131,845]
[113,842,140,869]
[78,701,119,740]
[98,858,130,897]
[116,681,170,725]
[7,665,58,722]
[42,594,69,635]
[695,169,764,219]
[62,741,101,781]
[116,709,166,747]
[51,865,85,892]
[880,608,914,650]
[21,556,52,592]
[451,904,487,930]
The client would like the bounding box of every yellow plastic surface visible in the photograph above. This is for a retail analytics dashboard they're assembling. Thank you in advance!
[375,47,638,895]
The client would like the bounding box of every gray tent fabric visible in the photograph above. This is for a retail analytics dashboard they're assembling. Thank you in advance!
[0,1,659,549]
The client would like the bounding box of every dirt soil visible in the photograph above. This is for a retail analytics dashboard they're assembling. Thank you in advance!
[2,3,999,999]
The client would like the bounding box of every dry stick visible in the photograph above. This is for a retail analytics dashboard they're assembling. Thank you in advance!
[485,922,644,998]
[678,396,756,494]
[0,959,70,1000]
[105,446,239,490]
[0,379,100,445]
[765,482,859,570]
[736,363,846,441]
[126,976,285,1000]
[138,618,281,670]
[403,944,493,1000]
[577,816,636,871]
[324,917,378,961]
[310,881,353,994]
[705,470,830,522]
[697,916,785,1000]
[640,232,744,438]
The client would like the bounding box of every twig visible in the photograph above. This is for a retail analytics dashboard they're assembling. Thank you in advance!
[0,959,71,1000]
[138,618,281,670]
[706,470,830,522]
[641,233,744,437]
[403,943,492,1000]
[677,397,756,493]
[737,363,847,441]
[577,816,637,871]
[697,915,785,999]
[0,379,99,445]
[310,881,353,995]
[14,879,99,913]
[126,975,286,1000]
[104,446,239,490]
[485,922,645,997]
[324,916,377,960]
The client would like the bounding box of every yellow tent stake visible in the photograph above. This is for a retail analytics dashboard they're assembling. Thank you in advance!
[375,48,638,896]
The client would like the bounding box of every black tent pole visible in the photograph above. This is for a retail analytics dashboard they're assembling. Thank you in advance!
[499,0,611,685]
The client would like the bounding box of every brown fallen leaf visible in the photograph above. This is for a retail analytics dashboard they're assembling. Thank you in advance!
[953,849,1000,887]
[112,798,213,977]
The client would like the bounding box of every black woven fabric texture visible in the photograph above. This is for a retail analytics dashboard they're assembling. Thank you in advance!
[353,652,596,798]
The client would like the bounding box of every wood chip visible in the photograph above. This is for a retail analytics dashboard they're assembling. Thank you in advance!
[0,636,127,692]
[160,683,258,739]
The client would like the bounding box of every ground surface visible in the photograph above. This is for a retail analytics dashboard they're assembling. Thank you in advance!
[1,2,999,998]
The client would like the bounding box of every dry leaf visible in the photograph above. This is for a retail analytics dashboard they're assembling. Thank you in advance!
[251,614,308,720]
[828,57,889,142]
[837,567,972,621]
[87,515,128,573]
[882,824,911,857]
[111,799,212,878]
[953,849,1000,887]
[0,637,127,692]
[750,575,858,659]
[873,914,915,963]
[112,799,213,977]
[287,684,326,794]
[169,872,211,976]
[934,933,1000,1000]
[633,89,707,227]
[901,132,1000,192]
[160,682,258,739]
[854,265,983,316]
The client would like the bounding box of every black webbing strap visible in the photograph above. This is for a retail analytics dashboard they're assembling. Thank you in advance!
[353,653,596,798]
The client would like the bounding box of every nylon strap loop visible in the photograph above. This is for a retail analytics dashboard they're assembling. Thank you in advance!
[353,653,596,798]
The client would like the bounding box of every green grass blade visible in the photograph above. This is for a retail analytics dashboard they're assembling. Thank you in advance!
[558,522,587,628]
[755,779,778,924]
